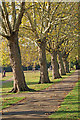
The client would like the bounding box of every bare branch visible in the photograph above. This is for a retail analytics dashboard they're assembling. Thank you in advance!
[20,26,34,32]
[26,11,39,39]
[26,11,35,31]
[32,2,36,29]
[2,2,12,34]
[11,1,16,30]
[0,32,9,38]
[14,1,25,31]
[0,5,5,20]
[0,4,10,35]
[50,3,60,23]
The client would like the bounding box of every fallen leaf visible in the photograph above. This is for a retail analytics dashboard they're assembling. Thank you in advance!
[58,106,61,108]
[50,96,53,98]
[66,107,69,109]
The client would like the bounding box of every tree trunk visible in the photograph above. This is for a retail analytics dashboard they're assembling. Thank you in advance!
[51,50,61,79]
[58,51,66,75]
[38,40,50,84]
[63,58,70,73]
[8,32,30,93]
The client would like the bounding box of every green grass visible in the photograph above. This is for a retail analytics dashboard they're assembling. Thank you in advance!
[26,70,75,91]
[2,70,75,94]
[49,80,80,119]
[2,72,13,81]
[1,70,76,109]
[1,97,25,109]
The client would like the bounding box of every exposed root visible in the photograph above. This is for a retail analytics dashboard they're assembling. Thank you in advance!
[8,87,36,93]
[54,76,62,79]
[8,88,18,93]
[38,81,53,84]
[61,73,66,75]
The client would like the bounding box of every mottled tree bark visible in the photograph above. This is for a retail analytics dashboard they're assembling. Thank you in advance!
[8,32,30,92]
[58,51,66,75]
[51,50,61,79]
[38,40,50,84]
[63,58,70,73]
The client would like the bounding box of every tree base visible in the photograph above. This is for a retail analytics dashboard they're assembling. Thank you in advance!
[8,88,17,93]
[66,71,70,73]
[8,87,35,93]
[54,76,62,79]
[38,81,53,84]
[61,73,66,75]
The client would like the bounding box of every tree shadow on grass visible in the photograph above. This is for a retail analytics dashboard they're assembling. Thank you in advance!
[2,81,13,88]
[61,102,79,105]
[2,118,75,120]
[52,110,80,114]
[27,82,38,85]
[1,118,78,120]
[2,110,79,120]
[2,81,39,88]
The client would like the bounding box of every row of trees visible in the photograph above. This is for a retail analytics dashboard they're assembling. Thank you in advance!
[0,1,79,92]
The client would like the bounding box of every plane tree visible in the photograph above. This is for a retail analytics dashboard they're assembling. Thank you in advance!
[45,3,71,78]
[0,1,31,92]
[21,2,63,83]
[46,2,78,77]
[60,6,78,72]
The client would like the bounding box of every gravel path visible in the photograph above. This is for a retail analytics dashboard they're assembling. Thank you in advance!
[2,70,79,119]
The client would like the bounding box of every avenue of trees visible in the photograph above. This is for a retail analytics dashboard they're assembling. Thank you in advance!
[0,1,79,92]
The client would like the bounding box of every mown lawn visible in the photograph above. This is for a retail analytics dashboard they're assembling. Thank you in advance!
[1,97,25,109]
[49,80,80,119]
[2,70,75,93]
[1,70,76,110]
[1,72,13,81]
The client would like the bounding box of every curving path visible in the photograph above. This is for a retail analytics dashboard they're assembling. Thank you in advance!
[2,70,79,119]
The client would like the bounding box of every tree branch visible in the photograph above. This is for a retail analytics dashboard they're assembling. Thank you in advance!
[26,11,39,39]
[14,1,25,31]
[0,17,7,34]
[0,4,10,35]
[2,2,12,34]
[11,1,16,30]
[0,32,9,38]
[20,26,34,32]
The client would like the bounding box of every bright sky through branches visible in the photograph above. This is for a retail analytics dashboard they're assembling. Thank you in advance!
[0,0,80,2]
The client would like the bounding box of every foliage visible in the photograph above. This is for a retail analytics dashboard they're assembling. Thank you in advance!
[0,2,78,68]
[1,40,10,67]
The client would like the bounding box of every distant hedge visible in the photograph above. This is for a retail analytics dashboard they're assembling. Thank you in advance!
[0,62,51,72]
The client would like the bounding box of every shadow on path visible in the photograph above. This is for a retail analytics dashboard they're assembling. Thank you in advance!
[2,70,79,119]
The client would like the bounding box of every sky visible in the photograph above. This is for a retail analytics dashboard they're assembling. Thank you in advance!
[0,0,79,2]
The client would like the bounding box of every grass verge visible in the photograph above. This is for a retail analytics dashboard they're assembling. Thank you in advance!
[49,80,80,119]
[1,70,76,109]
[2,70,75,95]
[1,97,25,109]
[2,72,13,81]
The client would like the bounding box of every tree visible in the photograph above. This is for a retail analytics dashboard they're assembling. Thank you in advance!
[59,3,78,73]
[46,3,68,78]
[46,2,78,76]
[57,50,66,75]
[22,2,68,83]
[22,2,58,83]
[0,1,30,93]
